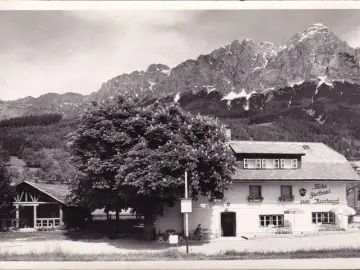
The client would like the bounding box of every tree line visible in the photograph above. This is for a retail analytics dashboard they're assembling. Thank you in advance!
[0,114,62,128]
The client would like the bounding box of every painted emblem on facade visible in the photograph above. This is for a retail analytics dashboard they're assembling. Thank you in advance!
[299,188,307,197]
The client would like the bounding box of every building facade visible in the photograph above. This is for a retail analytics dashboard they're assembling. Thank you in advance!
[156,141,360,239]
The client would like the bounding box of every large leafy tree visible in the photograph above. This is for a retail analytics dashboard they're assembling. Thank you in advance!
[0,159,15,218]
[68,96,236,237]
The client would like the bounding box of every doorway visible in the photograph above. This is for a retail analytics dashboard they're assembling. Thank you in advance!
[221,212,236,237]
[19,206,34,228]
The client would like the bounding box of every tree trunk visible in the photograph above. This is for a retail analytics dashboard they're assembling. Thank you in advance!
[115,208,119,234]
[142,216,156,241]
[106,212,115,239]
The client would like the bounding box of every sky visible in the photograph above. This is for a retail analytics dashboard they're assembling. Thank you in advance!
[2,9,360,101]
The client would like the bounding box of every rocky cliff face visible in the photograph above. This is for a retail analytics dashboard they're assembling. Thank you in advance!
[1,23,360,125]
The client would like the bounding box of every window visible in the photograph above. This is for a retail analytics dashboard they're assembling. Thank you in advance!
[260,215,284,227]
[280,185,293,197]
[279,185,294,201]
[244,159,261,169]
[262,159,279,169]
[249,185,261,197]
[280,159,298,169]
[312,212,335,224]
[245,158,298,170]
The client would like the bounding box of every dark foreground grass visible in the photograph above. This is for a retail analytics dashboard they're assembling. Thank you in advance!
[1,248,360,261]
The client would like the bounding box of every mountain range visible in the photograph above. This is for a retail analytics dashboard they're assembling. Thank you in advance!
[2,23,360,127]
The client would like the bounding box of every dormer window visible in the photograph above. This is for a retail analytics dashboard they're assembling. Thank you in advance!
[262,159,279,169]
[244,158,299,169]
[244,159,261,169]
[280,159,298,169]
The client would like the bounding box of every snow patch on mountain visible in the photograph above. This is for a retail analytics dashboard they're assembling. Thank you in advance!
[288,79,305,88]
[149,81,156,91]
[221,89,254,101]
[299,23,328,42]
[174,93,180,103]
[160,69,170,76]
[204,85,217,94]
[303,108,316,117]
[315,114,326,125]
[287,97,292,108]
[317,76,334,89]
[312,76,334,102]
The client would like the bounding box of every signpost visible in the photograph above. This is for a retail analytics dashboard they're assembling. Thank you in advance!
[181,171,192,254]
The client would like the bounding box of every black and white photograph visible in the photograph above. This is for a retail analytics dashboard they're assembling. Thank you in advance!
[1,2,360,269]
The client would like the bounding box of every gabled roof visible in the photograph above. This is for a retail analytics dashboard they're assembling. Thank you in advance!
[14,181,70,204]
[230,141,360,182]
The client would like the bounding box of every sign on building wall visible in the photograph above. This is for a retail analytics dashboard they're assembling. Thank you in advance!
[181,198,192,213]
[299,184,340,205]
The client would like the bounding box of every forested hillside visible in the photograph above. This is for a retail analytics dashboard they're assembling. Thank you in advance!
[1,109,360,185]
[0,114,78,184]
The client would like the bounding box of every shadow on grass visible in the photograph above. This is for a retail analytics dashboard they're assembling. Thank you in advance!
[62,230,211,251]
[0,229,211,252]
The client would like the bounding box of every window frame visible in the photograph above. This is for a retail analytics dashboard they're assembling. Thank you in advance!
[280,185,293,197]
[279,159,299,169]
[259,214,284,227]
[311,212,336,224]
[249,185,262,198]
[244,159,262,169]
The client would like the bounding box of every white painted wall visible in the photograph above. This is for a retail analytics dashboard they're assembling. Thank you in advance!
[155,181,349,238]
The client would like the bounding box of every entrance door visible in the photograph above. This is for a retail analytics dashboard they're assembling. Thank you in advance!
[221,212,236,237]
[19,206,34,228]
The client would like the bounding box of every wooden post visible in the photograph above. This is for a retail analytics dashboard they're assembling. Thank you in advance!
[59,205,63,227]
[15,205,19,228]
[185,171,189,254]
[33,205,37,228]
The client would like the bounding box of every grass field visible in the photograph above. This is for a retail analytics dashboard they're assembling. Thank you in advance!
[0,247,360,261]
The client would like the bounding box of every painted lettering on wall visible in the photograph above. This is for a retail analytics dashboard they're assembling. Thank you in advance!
[299,184,340,204]
[312,184,327,190]
[314,198,339,205]
[309,190,331,199]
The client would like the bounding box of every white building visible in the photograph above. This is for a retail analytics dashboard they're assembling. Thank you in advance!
[155,141,360,239]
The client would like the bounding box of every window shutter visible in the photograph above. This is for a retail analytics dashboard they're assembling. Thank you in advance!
[274,159,279,169]
[256,159,261,169]
[292,159,298,169]
[280,159,285,169]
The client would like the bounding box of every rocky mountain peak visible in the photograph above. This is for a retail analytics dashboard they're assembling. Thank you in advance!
[2,22,360,123]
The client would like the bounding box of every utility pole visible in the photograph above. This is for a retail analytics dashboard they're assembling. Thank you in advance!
[185,171,189,254]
